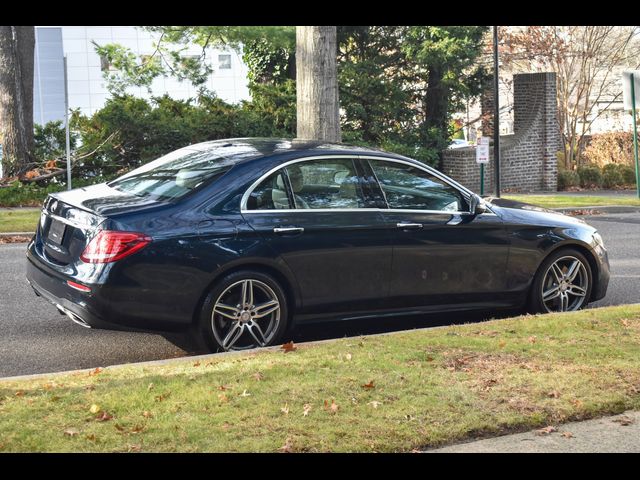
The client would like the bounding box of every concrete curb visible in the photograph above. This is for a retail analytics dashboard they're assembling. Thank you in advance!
[554,206,640,214]
[0,232,33,237]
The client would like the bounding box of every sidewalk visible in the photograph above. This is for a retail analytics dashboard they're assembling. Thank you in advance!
[426,411,640,453]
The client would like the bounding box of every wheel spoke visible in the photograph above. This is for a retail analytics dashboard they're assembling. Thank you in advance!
[240,280,254,308]
[247,321,267,347]
[214,303,240,320]
[560,292,569,311]
[567,285,587,297]
[253,299,279,319]
[222,322,244,350]
[551,263,564,283]
[543,285,560,301]
[566,260,580,282]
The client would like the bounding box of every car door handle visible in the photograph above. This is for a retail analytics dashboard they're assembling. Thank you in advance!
[396,222,423,230]
[273,227,305,235]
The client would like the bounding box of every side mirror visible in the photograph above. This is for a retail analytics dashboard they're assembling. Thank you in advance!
[469,194,488,215]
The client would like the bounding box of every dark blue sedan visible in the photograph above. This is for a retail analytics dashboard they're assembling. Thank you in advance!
[26,138,610,351]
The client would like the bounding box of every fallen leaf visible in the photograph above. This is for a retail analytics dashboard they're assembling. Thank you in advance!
[127,444,142,452]
[561,431,573,438]
[528,336,537,344]
[498,340,506,348]
[621,319,630,328]
[613,416,635,426]
[88,367,102,376]
[239,389,251,397]
[89,404,101,414]
[14,390,25,397]
[218,393,229,403]
[142,411,153,419]
[147,383,154,391]
[281,341,297,353]
[368,401,382,409]
[155,392,171,402]
[302,404,312,417]
[63,428,79,437]
[536,426,557,435]
[424,355,435,362]
[571,399,583,408]
[324,399,339,414]
[114,424,126,432]
[252,372,264,381]
[281,403,289,415]
[95,412,113,422]
[547,390,561,399]
[193,361,201,367]
[279,438,294,453]
[131,424,145,434]
[361,381,375,390]
[85,434,97,442]
[218,385,228,391]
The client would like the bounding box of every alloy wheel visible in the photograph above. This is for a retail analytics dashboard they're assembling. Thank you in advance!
[211,279,281,351]
[540,255,589,312]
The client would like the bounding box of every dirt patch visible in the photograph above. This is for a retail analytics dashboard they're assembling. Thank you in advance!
[0,235,32,244]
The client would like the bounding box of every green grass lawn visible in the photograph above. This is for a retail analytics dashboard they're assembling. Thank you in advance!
[503,194,640,209]
[1,304,639,452]
[0,209,40,233]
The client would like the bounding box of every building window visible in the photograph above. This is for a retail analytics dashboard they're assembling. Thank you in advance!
[218,54,231,70]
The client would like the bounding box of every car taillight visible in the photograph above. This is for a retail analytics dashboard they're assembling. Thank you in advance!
[80,231,152,263]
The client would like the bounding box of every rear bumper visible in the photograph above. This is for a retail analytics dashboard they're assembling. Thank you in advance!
[26,248,188,333]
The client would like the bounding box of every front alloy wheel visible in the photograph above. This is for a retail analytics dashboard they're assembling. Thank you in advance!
[530,249,592,314]
[541,256,589,312]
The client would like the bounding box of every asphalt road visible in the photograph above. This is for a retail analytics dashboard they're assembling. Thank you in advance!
[1,212,638,378]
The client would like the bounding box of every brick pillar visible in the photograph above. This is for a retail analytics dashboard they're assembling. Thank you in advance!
[480,83,494,137]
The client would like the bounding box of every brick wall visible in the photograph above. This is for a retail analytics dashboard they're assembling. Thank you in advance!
[442,72,560,193]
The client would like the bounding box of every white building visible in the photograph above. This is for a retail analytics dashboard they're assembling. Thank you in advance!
[33,26,251,125]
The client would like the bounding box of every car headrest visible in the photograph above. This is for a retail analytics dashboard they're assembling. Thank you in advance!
[175,169,203,189]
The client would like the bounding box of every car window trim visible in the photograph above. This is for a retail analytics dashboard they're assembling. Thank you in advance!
[240,154,495,216]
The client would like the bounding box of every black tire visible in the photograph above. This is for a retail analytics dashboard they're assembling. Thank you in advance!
[528,248,593,314]
[192,270,289,353]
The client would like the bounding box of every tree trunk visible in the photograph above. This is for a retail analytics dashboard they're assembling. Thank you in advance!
[0,26,35,177]
[296,26,341,142]
[423,64,448,169]
[424,64,448,134]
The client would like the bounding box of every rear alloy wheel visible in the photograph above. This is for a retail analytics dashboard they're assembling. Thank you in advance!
[529,249,592,313]
[197,271,288,352]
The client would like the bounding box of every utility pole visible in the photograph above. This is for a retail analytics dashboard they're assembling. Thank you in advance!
[64,55,71,190]
[493,26,501,198]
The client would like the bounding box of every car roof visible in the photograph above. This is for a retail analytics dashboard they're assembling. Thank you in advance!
[183,137,415,165]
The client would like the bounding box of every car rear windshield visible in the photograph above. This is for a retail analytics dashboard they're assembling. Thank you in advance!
[108,147,235,201]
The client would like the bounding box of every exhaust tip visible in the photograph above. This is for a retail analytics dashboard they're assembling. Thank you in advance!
[56,304,91,328]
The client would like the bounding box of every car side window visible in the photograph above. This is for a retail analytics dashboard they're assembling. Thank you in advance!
[369,160,467,212]
[245,170,292,210]
[284,158,365,209]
